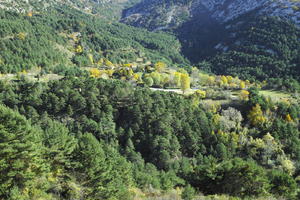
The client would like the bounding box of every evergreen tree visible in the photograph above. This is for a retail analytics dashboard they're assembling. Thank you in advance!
[74,133,132,200]
[0,105,49,199]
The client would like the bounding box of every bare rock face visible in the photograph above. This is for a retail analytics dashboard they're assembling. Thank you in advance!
[122,0,300,30]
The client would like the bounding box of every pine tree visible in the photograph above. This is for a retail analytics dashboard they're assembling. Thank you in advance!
[74,133,132,199]
[0,105,49,199]
[41,118,77,170]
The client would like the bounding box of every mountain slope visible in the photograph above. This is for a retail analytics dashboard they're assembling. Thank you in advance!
[0,0,141,19]
[208,15,300,81]
[0,6,187,73]
[122,0,300,30]
[122,0,300,82]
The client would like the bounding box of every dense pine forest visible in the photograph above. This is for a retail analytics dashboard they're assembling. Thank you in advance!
[0,7,187,73]
[0,0,300,200]
[1,75,300,199]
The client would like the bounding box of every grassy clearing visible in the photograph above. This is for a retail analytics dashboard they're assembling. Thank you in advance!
[260,90,293,102]
[0,73,63,82]
[202,99,232,105]
[131,187,279,200]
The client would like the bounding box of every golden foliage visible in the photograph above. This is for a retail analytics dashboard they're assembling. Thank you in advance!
[106,69,115,77]
[239,90,250,101]
[180,73,190,94]
[286,114,293,122]
[27,11,33,17]
[248,104,266,126]
[75,45,83,53]
[17,32,26,40]
[221,75,228,85]
[104,59,113,67]
[133,73,140,81]
[89,68,101,78]
[123,63,132,68]
[240,81,246,89]
[154,61,166,72]
[195,90,206,99]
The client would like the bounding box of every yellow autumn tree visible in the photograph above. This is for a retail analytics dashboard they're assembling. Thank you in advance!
[123,63,132,68]
[154,61,166,73]
[240,81,246,89]
[75,45,83,53]
[133,73,140,81]
[195,90,206,99]
[17,32,26,40]
[221,75,228,85]
[89,68,101,78]
[239,90,250,101]
[106,69,115,77]
[286,114,293,122]
[180,73,190,94]
[227,76,233,84]
[248,104,266,126]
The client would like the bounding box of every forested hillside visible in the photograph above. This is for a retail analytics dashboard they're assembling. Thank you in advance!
[0,7,187,73]
[0,0,300,199]
[199,16,300,82]
[123,0,300,85]
[0,77,300,199]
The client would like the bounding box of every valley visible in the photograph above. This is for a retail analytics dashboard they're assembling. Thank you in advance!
[0,0,299,200]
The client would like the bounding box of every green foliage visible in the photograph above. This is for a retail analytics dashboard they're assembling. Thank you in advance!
[0,7,187,73]
[192,158,270,197]
[40,118,77,170]
[0,77,299,198]
[268,170,298,199]
[0,105,49,199]
[74,133,132,199]
[182,184,195,200]
[1,1,300,199]
[209,17,300,83]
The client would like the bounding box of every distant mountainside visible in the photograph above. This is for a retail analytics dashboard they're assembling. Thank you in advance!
[0,0,300,82]
[0,0,141,19]
[122,0,300,31]
[122,0,300,81]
